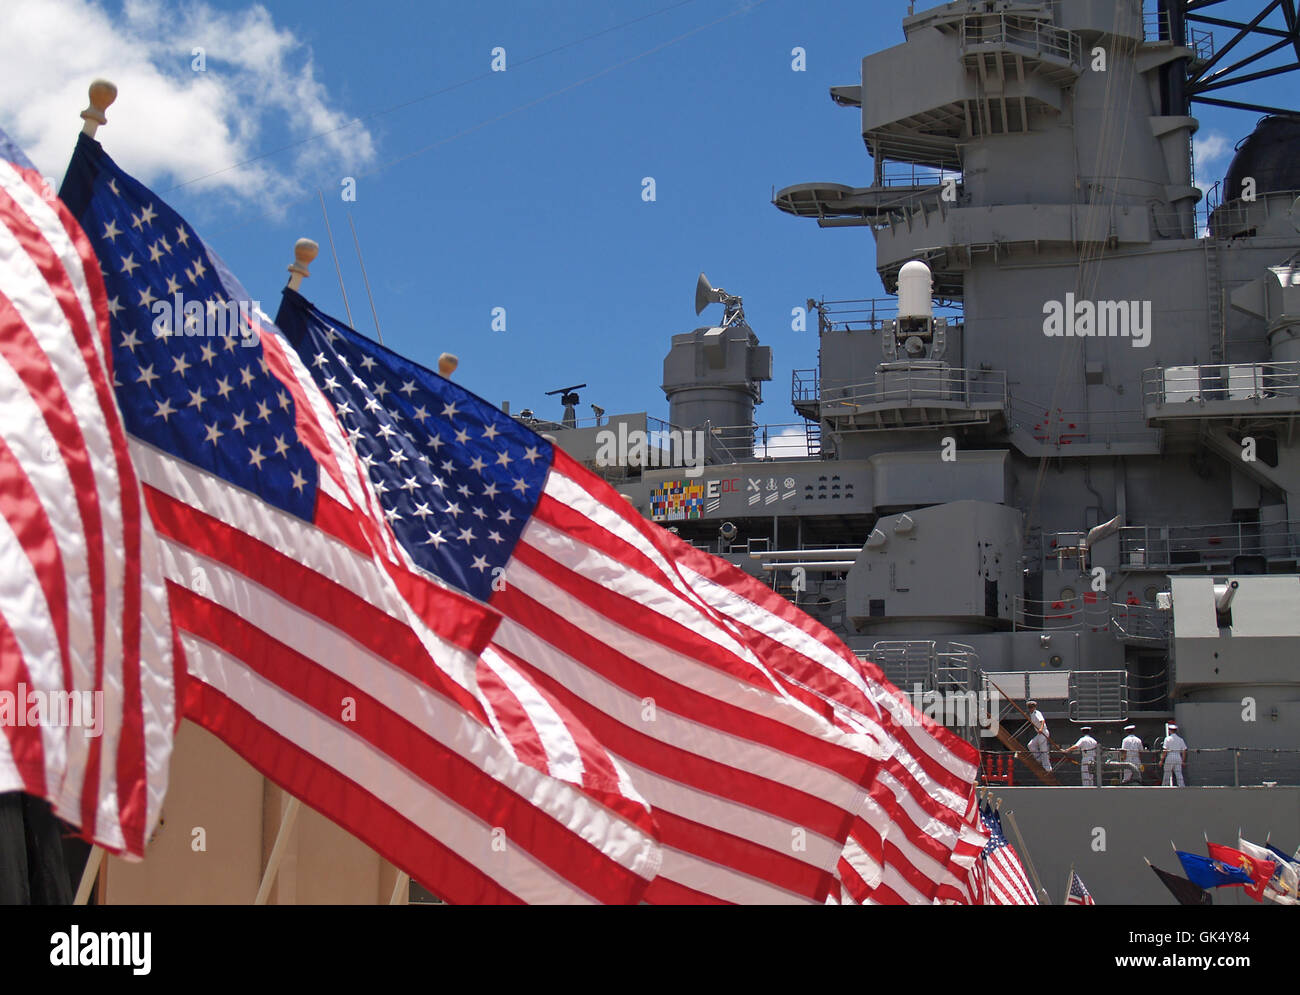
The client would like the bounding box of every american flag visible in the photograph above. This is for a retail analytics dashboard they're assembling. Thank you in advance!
[58,132,662,903]
[278,288,985,903]
[0,127,175,858]
[1066,868,1095,905]
[979,803,1038,905]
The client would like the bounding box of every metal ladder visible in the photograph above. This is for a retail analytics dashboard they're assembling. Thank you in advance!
[1205,237,1224,362]
[803,420,822,458]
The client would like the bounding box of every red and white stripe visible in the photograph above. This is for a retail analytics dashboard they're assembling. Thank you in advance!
[980,812,1037,906]
[664,540,987,904]
[136,298,661,902]
[986,847,1037,905]
[479,449,902,903]
[0,159,174,857]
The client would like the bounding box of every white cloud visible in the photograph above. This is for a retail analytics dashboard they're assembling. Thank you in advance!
[1193,131,1232,180]
[0,0,375,214]
[754,426,811,459]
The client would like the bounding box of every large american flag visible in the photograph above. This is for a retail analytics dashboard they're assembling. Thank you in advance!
[278,288,985,903]
[978,802,1038,905]
[58,132,662,903]
[0,128,175,858]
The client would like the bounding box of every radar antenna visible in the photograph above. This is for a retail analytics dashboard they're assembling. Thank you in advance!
[545,383,587,429]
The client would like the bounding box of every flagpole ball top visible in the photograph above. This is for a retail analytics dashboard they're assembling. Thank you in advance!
[81,79,118,126]
[437,352,458,377]
[291,238,319,273]
[286,238,319,289]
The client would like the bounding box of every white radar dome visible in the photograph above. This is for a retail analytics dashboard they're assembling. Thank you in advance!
[897,260,934,320]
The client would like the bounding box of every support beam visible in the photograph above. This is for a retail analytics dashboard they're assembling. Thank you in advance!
[1192,94,1300,114]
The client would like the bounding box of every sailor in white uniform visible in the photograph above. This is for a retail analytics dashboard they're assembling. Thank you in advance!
[1120,724,1143,784]
[1026,700,1051,771]
[1064,727,1100,786]
[1161,723,1187,787]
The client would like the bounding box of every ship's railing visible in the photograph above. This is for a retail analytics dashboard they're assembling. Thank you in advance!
[1068,670,1129,722]
[1117,521,1300,569]
[1109,602,1173,643]
[1141,6,1215,62]
[1013,593,1172,643]
[806,297,964,335]
[527,412,679,434]
[1207,189,1300,237]
[700,422,822,463]
[878,162,963,189]
[1008,398,1161,448]
[867,640,938,693]
[1014,593,1113,632]
[982,670,1071,703]
[868,639,977,682]
[798,366,1008,411]
[1142,361,1300,405]
[960,11,1082,66]
[982,747,1300,787]
[1151,188,1300,239]
[793,369,817,402]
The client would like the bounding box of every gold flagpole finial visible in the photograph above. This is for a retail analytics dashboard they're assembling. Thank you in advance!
[287,238,319,291]
[81,79,118,137]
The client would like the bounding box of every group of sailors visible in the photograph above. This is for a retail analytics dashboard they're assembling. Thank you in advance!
[1025,701,1188,786]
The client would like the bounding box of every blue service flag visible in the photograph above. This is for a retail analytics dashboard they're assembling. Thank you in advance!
[1176,850,1252,889]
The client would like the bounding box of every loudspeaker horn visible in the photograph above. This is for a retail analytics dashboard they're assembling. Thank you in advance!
[695,272,718,315]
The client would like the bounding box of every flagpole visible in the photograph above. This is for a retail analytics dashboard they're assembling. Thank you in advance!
[74,846,105,904]
[1004,808,1049,903]
[347,213,384,345]
[254,796,301,905]
[389,872,410,905]
[317,189,355,327]
[74,86,111,899]
[1063,863,1073,905]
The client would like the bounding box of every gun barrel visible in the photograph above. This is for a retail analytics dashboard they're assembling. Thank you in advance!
[1215,580,1240,613]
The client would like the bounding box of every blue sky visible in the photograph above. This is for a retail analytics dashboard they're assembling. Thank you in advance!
[5,0,1296,429]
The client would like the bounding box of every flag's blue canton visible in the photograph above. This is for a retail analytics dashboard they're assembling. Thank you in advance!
[284,293,553,603]
[1068,872,1091,902]
[980,806,1009,856]
[75,146,317,520]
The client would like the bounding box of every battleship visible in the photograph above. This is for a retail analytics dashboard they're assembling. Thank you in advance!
[530,0,1300,903]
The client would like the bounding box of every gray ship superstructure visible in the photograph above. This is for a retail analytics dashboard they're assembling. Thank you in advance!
[532,0,1300,903]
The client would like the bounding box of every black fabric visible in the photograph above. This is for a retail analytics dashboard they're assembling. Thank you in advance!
[1150,862,1213,906]
[0,792,74,905]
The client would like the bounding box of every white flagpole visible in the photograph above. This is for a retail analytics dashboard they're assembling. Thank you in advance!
[389,872,410,905]
[74,846,105,904]
[318,190,354,327]
[254,797,301,905]
[347,214,384,345]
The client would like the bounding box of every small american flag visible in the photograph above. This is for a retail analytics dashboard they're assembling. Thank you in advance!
[979,803,1038,905]
[278,288,985,904]
[0,127,175,858]
[58,132,662,903]
[1066,868,1096,905]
